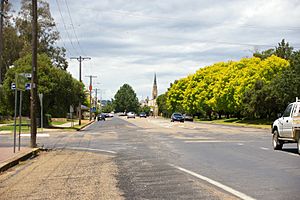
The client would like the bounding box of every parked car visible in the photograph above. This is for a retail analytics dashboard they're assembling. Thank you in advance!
[171,113,184,122]
[139,112,147,118]
[183,114,193,121]
[97,113,106,121]
[271,98,300,154]
[127,112,135,119]
[108,113,114,117]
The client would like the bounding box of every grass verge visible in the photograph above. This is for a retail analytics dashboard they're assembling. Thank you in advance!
[195,118,272,129]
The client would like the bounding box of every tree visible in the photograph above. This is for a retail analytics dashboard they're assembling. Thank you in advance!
[1,53,85,117]
[15,0,68,69]
[101,100,114,113]
[275,39,293,60]
[156,94,170,117]
[114,84,139,113]
[139,105,151,115]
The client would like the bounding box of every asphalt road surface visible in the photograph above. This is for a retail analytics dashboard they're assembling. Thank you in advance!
[1,116,299,199]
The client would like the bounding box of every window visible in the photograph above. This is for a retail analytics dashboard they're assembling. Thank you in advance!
[283,104,293,117]
[293,104,300,117]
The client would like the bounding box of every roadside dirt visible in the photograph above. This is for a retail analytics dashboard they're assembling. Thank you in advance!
[0,150,124,200]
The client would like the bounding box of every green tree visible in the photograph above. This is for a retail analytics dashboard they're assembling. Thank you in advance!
[139,105,151,115]
[156,93,170,117]
[15,0,68,69]
[275,39,293,60]
[114,84,139,113]
[1,53,85,117]
[101,101,114,113]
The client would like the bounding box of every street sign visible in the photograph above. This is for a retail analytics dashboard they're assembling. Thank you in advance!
[25,83,31,90]
[15,73,27,91]
[11,83,16,90]
[90,107,96,113]
[70,105,74,113]
[89,84,92,91]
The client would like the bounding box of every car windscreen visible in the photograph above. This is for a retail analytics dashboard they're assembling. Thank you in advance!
[174,114,183,117]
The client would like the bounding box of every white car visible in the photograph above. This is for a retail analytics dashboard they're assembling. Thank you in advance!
[272,98,300,154]
[127,112,135,119]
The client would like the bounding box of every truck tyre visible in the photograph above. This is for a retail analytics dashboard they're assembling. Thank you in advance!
[297,137,300,155]
[272,130,283,150]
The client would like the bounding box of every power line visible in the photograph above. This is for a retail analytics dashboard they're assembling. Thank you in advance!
[55,0,79,56]
[64,0,87,56]
[53,23,74,56]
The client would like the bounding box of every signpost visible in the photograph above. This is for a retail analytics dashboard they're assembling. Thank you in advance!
[12,73,31,153]
[70,105,74,127]
[38,93,43,133]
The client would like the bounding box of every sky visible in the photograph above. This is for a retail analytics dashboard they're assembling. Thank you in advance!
[12,0,300,100]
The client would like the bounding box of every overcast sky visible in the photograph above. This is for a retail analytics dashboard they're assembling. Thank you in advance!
[13,0,300,100]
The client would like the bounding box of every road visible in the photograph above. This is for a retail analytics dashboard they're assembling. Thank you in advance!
[0,116,299,199]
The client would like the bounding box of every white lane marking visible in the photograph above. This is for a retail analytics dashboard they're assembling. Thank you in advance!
[65,147,117,154]
[21,133,49,137]
[260,147,269,151]
[184,140,245,143]
[237,143,244,146]
[169,164,256,200]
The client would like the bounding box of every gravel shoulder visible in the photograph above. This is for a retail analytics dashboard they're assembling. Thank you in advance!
[0,150,124,200]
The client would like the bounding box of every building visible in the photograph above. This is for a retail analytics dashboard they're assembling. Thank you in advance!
[148,74,159,117]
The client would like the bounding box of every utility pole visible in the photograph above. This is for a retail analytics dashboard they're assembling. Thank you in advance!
[95,88,98,107]
[30,0,38,148]
[86,75,97,121]
[0,0,8,85]
[70,56,90,125]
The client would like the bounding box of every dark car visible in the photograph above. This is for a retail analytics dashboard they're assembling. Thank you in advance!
[171,113,184,122]
[139,112,147,118]
[97,114,106,121]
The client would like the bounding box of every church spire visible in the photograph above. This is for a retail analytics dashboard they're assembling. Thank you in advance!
[152,73,158,99]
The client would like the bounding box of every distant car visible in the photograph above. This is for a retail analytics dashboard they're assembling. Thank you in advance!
[139,112,147,118]
[97,114,106,121]
[127,112,135,119]
[171,113,184,122]
[183,114,193,121]
[108,113,114,117]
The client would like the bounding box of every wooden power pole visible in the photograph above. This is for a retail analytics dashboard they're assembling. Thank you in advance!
[30,0,38,148]
[70,56,90,125]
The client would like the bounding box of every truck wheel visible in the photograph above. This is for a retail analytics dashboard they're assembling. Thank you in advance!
[297,137,300,155]
[272,130,283,150]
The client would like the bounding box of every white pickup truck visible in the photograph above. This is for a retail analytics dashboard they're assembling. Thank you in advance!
[272,99,300,154]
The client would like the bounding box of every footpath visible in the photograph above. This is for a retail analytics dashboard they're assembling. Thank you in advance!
[0,120,93,173]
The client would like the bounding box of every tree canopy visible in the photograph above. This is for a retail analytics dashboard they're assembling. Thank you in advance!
[0,54,84,117]
[165,54,291,120]
[114,84,140,113]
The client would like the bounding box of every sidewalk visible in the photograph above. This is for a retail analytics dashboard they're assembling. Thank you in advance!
[0,146,40,173]
[0,147,31,163]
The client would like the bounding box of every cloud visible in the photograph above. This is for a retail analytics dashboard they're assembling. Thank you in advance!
[13,0,300,100]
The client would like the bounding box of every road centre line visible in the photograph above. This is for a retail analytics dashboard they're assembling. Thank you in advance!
[169,164,256,200]
[260,147,269,150]
[65,147,117,154]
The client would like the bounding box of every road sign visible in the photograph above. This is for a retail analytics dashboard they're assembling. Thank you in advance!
[25,83,31,90]
[89,84,92,91]
[70,105,74,113]
[11,83,16,90]
[19,73,32,79]
[15,73,27,91]
[90,107,96,113]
